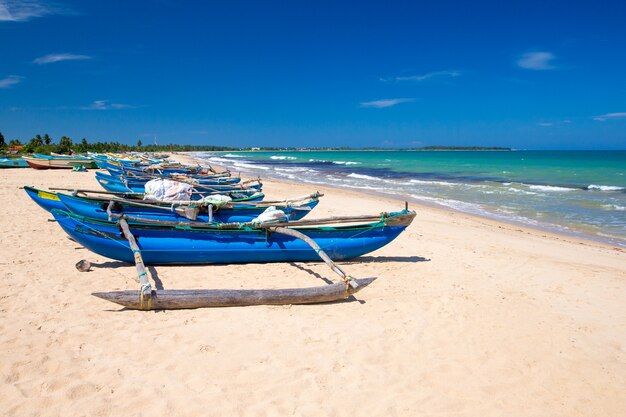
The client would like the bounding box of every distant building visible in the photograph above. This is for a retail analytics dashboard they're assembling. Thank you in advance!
[8,145,23,154]
[251,147,261,151]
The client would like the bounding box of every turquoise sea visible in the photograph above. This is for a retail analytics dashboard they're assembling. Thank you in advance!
[196,150,626,247]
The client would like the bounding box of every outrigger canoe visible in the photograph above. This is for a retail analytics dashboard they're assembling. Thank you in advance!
[51,208,415,265]
[24,186,266,213]
[56,192,321,223]
[95,173,263,197]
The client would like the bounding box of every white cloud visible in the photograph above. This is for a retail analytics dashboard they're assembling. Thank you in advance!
[360,98,414,108]
[517,52,556,70]
[0,0,65,22]
[393,70,461,82]
[81,100,133,110]
[34,53,91,64]
[592,112,626,121]
[0,75,22,88]
[538,122,554,127]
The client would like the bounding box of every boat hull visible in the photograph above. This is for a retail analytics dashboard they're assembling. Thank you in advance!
[0,158,29,168]
[51,210,411,265]
[23,156,97,169]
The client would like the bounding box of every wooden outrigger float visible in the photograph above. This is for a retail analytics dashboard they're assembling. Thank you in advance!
[92,278,376,310]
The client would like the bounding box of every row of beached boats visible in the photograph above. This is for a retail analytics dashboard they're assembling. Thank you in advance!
[1,152,171,170]
[23,152,415,310]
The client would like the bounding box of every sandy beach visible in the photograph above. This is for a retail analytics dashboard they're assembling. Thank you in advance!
[1,155,625,417]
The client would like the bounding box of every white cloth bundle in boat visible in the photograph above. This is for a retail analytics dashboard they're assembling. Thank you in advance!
[143,178,193,202]
[199,194,232,208]
[252,206,288,224]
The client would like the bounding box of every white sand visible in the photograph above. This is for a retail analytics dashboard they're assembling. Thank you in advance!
[1,158,625,416]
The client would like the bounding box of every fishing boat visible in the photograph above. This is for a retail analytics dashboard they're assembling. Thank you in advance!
[57,192,321,223]
[0,157,29,168]
[110,168,242,185]
[23,154,98,169]
[95,171,263,195]
[23,185,266,213]
[51,208,415,265]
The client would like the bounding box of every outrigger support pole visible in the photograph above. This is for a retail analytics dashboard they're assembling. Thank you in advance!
[106,201,153,307]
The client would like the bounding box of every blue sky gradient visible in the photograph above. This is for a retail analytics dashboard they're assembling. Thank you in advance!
[1,0,625,149]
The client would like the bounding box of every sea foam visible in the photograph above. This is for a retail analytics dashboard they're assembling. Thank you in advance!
[527,184,577,192]
[347,173,384,181]
[587,184,625,191]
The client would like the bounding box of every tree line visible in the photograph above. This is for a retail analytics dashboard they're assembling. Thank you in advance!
[0,132,239,154]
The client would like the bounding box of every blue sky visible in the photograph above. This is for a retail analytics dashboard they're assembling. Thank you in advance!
[1,0,625,149]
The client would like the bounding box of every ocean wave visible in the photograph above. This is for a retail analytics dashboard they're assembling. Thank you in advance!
[334,161,360,165]
[347,173,384,181]
[602,204,626,211]
[270,155,297,160]
[223,153,245,158]
[586,184,625,191]
[233,162,270,170]
[206,157,234,164]
[409,179,457,187]
[507,187,538,195]
[527,184,577,192]
[274,167,307,172]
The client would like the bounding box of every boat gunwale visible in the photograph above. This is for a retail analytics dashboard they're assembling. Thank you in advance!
[51,208,415,234]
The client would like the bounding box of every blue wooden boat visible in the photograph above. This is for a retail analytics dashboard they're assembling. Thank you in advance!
[95,171,262,195]
[51,209,415,265]
[0,157,29,168]
[95,159,202,175]
[56,192,321,223]
[110,168,242,185]
[24,186,265,213]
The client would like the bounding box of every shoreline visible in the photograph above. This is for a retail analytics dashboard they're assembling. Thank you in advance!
[178,151,624,252]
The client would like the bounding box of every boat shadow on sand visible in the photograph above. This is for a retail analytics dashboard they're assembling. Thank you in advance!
[346,255,430,264]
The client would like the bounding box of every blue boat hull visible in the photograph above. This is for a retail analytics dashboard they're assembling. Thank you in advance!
[57,193,319,223]
[51,210,411,265]
[24,186,66,212]
[0,158,29,168]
